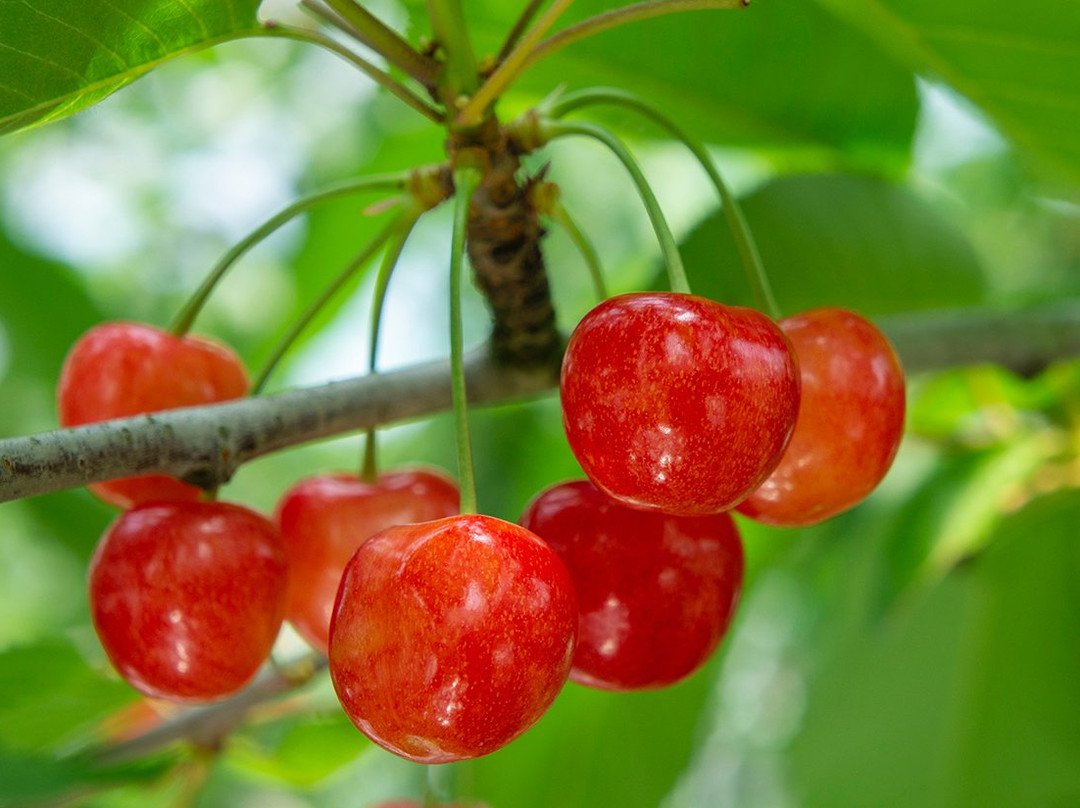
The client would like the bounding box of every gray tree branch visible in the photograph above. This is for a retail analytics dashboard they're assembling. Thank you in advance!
[2,303,1080,504]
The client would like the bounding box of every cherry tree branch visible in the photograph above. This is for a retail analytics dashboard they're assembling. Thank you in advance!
[0,345,560,503]
[2,304,1080,504]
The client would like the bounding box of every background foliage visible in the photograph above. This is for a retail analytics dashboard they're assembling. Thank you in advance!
[1,0,1078,806]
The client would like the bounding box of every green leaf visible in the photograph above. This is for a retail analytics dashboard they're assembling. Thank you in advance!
[471,660,718,808]
[0,640,135,752]
[812,0,1080,190]
[680,172,987,316]
[0,0,264,136]
[788,489,1080,808]
[509,0,919,161]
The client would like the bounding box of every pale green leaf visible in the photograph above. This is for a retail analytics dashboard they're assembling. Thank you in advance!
[0,0,264,135]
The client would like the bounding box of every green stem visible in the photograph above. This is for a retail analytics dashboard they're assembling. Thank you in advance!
[169,174,408,336]
[251,215,402,394]
[524,0,748,71]
[456,0,575,128]
[449,162,484,514]
[496,0,550,63]
[360,213,422,482]
[308,0,440,87]
[427,0,481,111]
[540,119,690,294]
[264,24,444,122]
[549,201,608,301]
[549,87,780,317]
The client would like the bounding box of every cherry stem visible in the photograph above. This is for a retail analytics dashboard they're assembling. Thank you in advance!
[427,0,482,111]
[168,173,408,337]
[456,0,576,128]
[449,161,484,515]
[540,118,690,295]
[251,214,402,395]
[496,0,550,64]
[262,24,443,122]
[305,0,440,88]
[360,213,422,482]
[549,200,608,301]
[547,86,780,317]
[522,0,748,72]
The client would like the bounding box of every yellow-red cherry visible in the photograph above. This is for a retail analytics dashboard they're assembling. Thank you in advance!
[329,514,577,764]
[274,468,460,653]
[521,479,744,691]
[88,500,287,702]
[560,292,800,515]
[58,321,249,509]
[737,307,905,526]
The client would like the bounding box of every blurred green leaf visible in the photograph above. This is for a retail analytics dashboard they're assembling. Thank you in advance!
[471,659,718,808]
[231,712,371,787]
[0,0,263,135]
[512,0,919,161]
[0,640,135,752]
[789,489,1080,808]
[681,173,987,315]
[0,226,104,382]
[813,0,1080,191]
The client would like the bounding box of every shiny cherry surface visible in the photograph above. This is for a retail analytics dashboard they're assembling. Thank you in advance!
[737,307,905,526]
[275,468,460,653]
[521,479,744,690]
[88,500,287,702]
[560,293,799,515]
[329,514,577,763]
[58,321,249,508]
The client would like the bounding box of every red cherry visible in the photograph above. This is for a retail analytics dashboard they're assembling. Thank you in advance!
[58,321,249,509]
[521,479,743,691]
[560,292,800,515]
[737,307,905,526]
[329,514,577,763]
[88,500,287,702]
[274,468,460,653]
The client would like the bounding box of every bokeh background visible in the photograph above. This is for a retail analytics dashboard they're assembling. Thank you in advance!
[1,0,1079,806]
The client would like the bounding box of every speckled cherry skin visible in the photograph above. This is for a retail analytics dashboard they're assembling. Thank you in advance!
[274,468,460,653]
[329,514,577,764]
[560,293,800,516]
[58,321,249,509]
[88,501,287,702]
[737,307,905,526]
[521,479,744,691]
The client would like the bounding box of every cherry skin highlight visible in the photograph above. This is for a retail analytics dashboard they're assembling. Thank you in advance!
[737,307,905,526]
[58,321,249,509]
[88,500,287,702]
[560,292,800,515]
[274,468,460,653]
[521,479,744,691]
[328,514,577,764]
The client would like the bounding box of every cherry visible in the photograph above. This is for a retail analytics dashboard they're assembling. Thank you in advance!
[58,321,249,509]
[560,292,800,515]
[737,307,905,526]
[329,514,577,763]
[274,468,460,654]
[88,500,287,702]
[521,479,743,691]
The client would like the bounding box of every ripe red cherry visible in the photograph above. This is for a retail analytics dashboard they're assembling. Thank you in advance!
[737,307,905,526]
[560,292,800,515]
[88,500,287,702]
[329,514,577,763]
[521,479,744,691]
[58,321,249,509]
[274,468,460,653]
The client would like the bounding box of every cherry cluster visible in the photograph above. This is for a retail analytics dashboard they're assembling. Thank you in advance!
[59,291,904,765]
